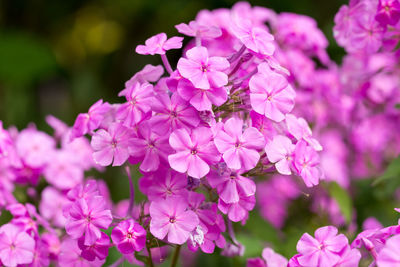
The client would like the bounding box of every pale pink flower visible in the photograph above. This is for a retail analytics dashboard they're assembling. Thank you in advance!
[377,234,400,267]
[293,141,321,187]
[265,135,295,175]
[296,226,348,267]
[149,197,199,245]
[168,127,221,178]
[135,33,183,55]
[286,114,322,151]
[176,21,222,38]
[249,71,295,122]
[214,117,264,171]
[78,232,110,261]
[91,123,135,166]
[0,224,35,267]
[177,46,229,89]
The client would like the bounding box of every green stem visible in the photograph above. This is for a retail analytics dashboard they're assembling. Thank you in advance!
[146,243,154,267]
[170,245,181,267]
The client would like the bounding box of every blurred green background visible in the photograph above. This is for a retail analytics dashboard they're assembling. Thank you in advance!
[0,0,347,130]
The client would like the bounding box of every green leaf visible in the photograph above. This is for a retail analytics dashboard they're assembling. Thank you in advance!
[328,182,352,224]
[372,157,400,186]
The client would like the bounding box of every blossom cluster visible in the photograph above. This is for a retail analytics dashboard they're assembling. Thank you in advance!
[0,0,399,266]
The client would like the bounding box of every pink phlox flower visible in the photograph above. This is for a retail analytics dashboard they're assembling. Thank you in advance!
[377,234,400,267]
[136,33,183,55]
[261,247,288,267]
[349,14,384,53]
[293,141,321,187]
[78,232,110,261]
[118,64,164,97]
[0,122,19,165]
[376,0,400,26]
[149,92,201,135]
[286,114,322,151]
[334,245,361,267]
[214,117,265,171]
[116,82,154,126]
[111,219,146,254]
[176,20,222,38]
[168,127,221,178]
[177,46,230,90]
[249,111,277,143]
[39,187,69,228]
[91,123,135,166]
[265,135,295,175]
[149,196,199,245]
[128,122,172,172]
[218,191,256,223]
[146,169,188,200]
[44,150,84,190]
[0,223,35,267]
[15,128,55,168]
[65,195,113,246]
[71,100,110,140]
[67,179,100,202]
[249,69,296,122]
[351,225,400,254]
[58,238,104,267]
[230,16,275,57]
[207,169,256,204]
[177,78,228,111]
[296,226,349,267]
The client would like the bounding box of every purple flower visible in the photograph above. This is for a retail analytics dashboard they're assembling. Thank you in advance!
[111,219,146,254]
[0,224,35,267]
[78,232,110,261]
[177,46,229,90]
[135,33,183,55]
[218,192,256,222]
[293,141,321,187]
[377,234,400,267]
[149,197,199,245]
[214,117,265,171]
[65,196,113,246]
[376,0,400,26]
[58,238,104,267]
[91,123,135,166]
[168,127,221,178]
[146,169,188,200]
[175,21,222,39]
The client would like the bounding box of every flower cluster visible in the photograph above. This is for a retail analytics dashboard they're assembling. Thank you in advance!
[0,0,399,266]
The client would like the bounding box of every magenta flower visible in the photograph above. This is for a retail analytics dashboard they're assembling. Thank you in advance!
[149,197,199,245]
[177,46,229,90]
[262,247,288,267]
[265,135,295,175]
[65,196,113,246]
[214,117,265,171]
[230,18,275,56]
[116,82,154,126]
[0,224,35,267]
[149,92,201,135]
[39,186,68,227]
[293,141,321,187]
[296,226,348,267]
[249,71,295,122]
[78,232,110,261]
[376,0,400,26]
[177,78,228,111]
[207,169,256,204]
[71,99,110,140]
[168,127,221,178]
[128,122,172,172]
[58,238,104,267]
[175,21,222,39]
[91,123,135,166]
[135,33,183,55]
[377,234,400,267]
[111,219,146,254]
